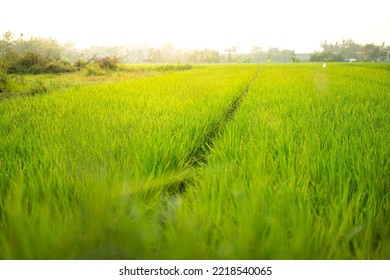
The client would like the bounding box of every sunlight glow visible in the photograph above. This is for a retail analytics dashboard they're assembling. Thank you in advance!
[1,0,389,52]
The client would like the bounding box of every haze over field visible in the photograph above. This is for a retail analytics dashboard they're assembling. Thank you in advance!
[1,0,389,52]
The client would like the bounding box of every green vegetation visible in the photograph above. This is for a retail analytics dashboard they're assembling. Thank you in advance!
[0,31,129,99]
[310,40,390,62]
[0,63,389,259]
[168,63,390,259]
[0,63,196,100]
[0,65,258,258]
[0,32,75,75]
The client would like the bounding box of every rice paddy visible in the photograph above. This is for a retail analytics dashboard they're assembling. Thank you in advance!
[0,63,389,259]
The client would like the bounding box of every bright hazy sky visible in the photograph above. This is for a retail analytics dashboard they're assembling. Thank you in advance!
[1,0,389,52]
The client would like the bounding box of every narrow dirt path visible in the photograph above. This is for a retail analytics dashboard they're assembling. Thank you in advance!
[166,70,261,194]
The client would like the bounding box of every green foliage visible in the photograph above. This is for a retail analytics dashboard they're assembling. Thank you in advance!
[22,79,48,96]
[154,64,193,72]
[0,31,76,74]
[309,51,344,62]
[185,49,220,63]
[74,57,87,69]
[311,40,390,62]
[83,65,107,76]
[0,57,48,100]
[94,56,119,70]
[45,60,74,74]
[168,64,390,259]
[0,61,9,94]
[19,52,48,69]
[0,64,389,260]
[74,55,120,73]
[0,65,258,259]
[267,48,296,63]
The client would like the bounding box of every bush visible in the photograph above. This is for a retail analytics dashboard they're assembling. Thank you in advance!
[45,61,75,74]
[84,65,107,76]
[0,35,76,75]
[74,58,87,70]
[3,51,76,75]
[73,56,119,72]
[0,61,10,94]
[155,64,193,72]
[95,56,119,70]
[20,52,48,68]
[3,49,21,73]
[309,51,344,62]
[23,79,48,96]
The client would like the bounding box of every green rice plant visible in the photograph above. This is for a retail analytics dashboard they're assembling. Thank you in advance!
[1,63,388,260]
[158,63,390,259]
[0,64,258,259]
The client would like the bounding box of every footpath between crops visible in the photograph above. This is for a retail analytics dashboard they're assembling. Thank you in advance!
[164,70,260,194]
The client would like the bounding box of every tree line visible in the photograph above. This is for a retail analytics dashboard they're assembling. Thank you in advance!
[0,31,74,74]
[78,44,302,64]
[0,32,119,96]
[309,39,390,62]
[2,31,390,77]
[0,32,121,76]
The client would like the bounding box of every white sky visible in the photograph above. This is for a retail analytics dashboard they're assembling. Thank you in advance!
[1,0,389,53]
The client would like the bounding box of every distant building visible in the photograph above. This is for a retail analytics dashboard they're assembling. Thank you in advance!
[345,58,357,62]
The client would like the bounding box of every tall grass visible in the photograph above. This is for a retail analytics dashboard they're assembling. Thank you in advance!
[0,65,258,259]
[0,63,389,259]
[159,63,390,259]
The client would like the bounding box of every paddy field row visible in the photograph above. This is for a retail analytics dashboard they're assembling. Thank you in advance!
[0,63,389,259]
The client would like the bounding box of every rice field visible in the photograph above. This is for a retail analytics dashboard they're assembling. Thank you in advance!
[0,63,389,259]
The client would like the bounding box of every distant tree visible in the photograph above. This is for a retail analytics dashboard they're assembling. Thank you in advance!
[0,59,9,94]
[309,51,344,62]
[250,46,267,63]
[290,50,299,63]
[94,56,119,70]
[266,48,295,63]
[340,39,360,58]
[160,43,176,63]
[378,43,389,61]
[201,49,220,63]
[316,39,390,62]
[267,48,278,62]
[62,41,80,62]
[187,50,202,63]
[0,31,75,74]
[2,31,13,44]
[147,48,161,63]
[225,46,238,63]
[362,44,381,62]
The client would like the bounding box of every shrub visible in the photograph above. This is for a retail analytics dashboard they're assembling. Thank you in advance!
[84,65,107,76]
[155,64,193,72]
[45,61,75,74]
[309,51,344,62]
[0,60,10,94]
[20,52,48,68]
[74,58,87,70]
[73,56,119,72]
[95,56,119,70]
[23,79,48,96]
